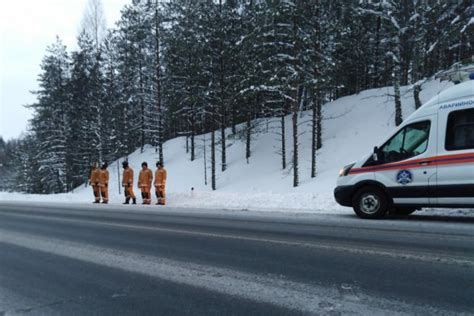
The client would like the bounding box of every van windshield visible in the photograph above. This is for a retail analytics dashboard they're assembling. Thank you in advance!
[380,121,430,164]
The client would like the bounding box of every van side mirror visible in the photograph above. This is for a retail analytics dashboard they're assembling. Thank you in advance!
[372,146,379,162]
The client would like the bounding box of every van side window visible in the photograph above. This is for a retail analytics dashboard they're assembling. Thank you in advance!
[445,108,474,151]
[379,121,430,164]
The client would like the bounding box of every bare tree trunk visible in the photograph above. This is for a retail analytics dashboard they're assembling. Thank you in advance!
[246,102,251,164]
[393,38,403,126]
[281,113,286,170]
[394,76,402,126]
[211,129,216,191]
[96,102,103,164]
[123,100,129,156]
[311,91,317,178]
[231,104,237,135]
[220,99,226,171]
[190,111,195,161]
[219,0,227,172]
[246,116,251,164]
[316,91,322,150]
[292,98,299,188]
[117,158,121,195]
[155,1,163,164]
[139,61,145,153]
[203,135,207,185]
[414,83,422,110]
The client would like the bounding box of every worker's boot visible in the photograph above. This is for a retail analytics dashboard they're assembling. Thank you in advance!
[132,198,137,205]
[123,197,130,205]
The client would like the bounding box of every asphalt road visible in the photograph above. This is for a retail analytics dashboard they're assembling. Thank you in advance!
[0,202,473,315]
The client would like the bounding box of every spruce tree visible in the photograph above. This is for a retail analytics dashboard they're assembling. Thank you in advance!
[30,37,70,193]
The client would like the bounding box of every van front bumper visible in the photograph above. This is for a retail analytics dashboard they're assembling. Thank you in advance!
[334,185,354,207]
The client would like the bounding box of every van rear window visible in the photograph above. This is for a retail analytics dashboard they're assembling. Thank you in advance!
[446,108,474,151]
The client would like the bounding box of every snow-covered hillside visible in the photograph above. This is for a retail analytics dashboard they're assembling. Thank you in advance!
[2,79,463,214]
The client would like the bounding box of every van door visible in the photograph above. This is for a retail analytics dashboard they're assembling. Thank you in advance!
[375,117,437,206]
[436,107,474,206]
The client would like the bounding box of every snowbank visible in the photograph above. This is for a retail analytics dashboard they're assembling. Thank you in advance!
[2,78,472,217]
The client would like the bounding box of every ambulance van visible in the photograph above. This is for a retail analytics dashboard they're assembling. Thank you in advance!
[334,79,474,218]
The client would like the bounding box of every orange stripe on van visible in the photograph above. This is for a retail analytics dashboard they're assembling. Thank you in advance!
[348,152,474,175]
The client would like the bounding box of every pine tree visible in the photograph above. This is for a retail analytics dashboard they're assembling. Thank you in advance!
[152,0,165,164]
[30,37,70,193]
[116,2,155,154]
[163,0,208,161]
[103,31,124,159]
[361,1,406,126]
[0,137,17,191]
[69,31,105,186]
[236,1,263,164]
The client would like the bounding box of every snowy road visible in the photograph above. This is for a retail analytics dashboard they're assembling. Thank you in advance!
[0,202,473,315]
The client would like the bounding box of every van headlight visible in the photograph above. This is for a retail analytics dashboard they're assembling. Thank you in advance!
[339,163,355,177]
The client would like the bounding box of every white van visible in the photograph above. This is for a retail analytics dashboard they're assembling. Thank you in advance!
[334,79,474,218]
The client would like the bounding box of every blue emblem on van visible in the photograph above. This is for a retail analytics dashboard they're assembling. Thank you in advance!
[396,170,413,185]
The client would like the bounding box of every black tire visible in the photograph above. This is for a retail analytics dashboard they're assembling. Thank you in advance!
[392,207,417,216]
[352,186,389,219]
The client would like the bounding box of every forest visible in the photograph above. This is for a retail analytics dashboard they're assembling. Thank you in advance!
[1,0,472,193]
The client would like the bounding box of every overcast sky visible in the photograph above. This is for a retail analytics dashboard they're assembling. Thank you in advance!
[0,0,131,141]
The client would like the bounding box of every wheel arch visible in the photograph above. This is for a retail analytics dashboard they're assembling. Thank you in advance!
[352,180,393,206]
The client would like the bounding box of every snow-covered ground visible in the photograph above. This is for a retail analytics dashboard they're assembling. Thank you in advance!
[1,78,472,216]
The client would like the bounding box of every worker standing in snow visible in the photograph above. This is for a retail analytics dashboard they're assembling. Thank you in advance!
[89,162,101,203]
[122,161,136,205]
[154,162,167,205]
[138,162,153,205]
[99,162,109,204]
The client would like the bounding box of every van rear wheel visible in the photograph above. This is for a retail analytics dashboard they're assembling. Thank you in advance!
[353,186,389,219]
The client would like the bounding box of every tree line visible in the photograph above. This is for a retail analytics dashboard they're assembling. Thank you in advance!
[1,0,472,193]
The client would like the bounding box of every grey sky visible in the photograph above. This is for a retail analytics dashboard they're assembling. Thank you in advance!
[0,0,130,141]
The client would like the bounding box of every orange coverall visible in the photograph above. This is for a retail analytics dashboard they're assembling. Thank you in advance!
[122,167,136,200]
[154,168,167,205]
[138,168,153,204]
[99,168,109,203]
[89,167,101,203]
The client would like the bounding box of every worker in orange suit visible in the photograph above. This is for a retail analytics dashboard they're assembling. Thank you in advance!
[89,162,101,203]
[122,161,136,205]
[99,162,109,204]
[138,162,153,205]
[154,162,167,205]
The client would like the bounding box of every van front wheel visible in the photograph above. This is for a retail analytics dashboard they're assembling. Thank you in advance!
[353,187,389,219]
